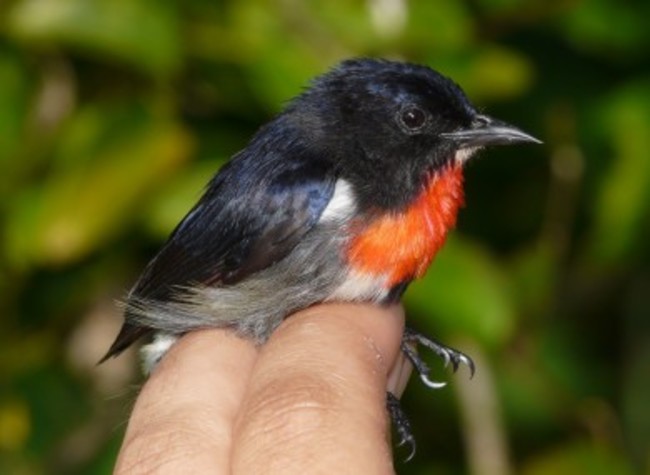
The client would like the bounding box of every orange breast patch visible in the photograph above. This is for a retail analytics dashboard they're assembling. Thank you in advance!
[347,164,464,287]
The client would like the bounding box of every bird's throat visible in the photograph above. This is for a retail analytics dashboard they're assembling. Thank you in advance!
[348,163,465,286]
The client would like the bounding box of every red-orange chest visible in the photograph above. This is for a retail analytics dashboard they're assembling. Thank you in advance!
[347,164,464,287]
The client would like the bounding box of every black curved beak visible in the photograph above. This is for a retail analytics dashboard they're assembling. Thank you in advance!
[440,115,542,148]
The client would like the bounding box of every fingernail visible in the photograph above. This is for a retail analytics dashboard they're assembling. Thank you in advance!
[387,352,413,397]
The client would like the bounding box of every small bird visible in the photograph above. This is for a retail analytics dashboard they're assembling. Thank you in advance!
[102,58,539,456]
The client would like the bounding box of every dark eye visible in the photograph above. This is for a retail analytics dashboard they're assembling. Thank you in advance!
[399,106,427,131]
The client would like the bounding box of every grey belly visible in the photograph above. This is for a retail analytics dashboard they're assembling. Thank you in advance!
[127,224,349,343]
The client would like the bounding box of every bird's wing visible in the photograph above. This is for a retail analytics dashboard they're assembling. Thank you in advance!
[102,151,337,360]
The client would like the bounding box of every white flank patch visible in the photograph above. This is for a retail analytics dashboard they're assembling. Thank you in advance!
[455,147,481,164]
[319,179,356,222]
[141,332,179,374]
[328,270,389,302]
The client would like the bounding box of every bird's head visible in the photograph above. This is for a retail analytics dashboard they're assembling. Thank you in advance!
[289,58,540,210]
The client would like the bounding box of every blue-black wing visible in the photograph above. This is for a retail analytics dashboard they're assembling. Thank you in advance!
[103,140,336,360]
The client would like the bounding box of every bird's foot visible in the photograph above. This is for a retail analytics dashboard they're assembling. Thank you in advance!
[386,391,416,462]
[401,327,475,389]
[387,329,474,460]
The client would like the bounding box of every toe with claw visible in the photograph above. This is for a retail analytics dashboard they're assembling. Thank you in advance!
[386,392,416,462]
[401,327,475,388]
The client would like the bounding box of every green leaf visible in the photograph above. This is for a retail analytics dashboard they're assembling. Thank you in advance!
[407,0,474,52]
[560,0,649,57]
[4,104,193,267]
[0,47,32,192]
[522,442,635,475]
[588,80,650,263]
[6,0,181,76]
[431,45,535,101]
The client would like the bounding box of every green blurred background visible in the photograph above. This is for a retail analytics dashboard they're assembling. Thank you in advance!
[1,0,648,473]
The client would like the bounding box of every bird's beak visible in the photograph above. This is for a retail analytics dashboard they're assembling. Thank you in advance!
[440,115,542,148]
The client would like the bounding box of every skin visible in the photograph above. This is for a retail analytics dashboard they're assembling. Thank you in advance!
[115,303,410,475]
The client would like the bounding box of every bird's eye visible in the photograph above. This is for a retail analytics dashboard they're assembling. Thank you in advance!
[398,106,427,132]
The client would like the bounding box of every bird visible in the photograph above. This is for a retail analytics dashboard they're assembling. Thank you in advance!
[101,58,540,457]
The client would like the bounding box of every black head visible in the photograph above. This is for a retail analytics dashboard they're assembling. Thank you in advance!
[287,58,539,210]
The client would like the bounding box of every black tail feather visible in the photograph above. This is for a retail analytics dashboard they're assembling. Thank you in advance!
[98,322,151,364]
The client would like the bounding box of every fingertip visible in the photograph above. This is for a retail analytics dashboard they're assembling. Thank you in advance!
[116,329,258,474]
[232,303,405,474]
[387,351,413,398]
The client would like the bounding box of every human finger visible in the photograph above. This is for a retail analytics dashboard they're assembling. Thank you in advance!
[231,303,405,475]
[115,329,258,475]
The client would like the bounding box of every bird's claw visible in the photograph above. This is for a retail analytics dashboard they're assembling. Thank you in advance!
[387,392,416,462]
[387,329,475,460]
[401,327,475,388]
[419,372,447,389]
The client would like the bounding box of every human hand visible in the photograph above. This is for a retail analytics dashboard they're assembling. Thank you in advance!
[114,303,410,474]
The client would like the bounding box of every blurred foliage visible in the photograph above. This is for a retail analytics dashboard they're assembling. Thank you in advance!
[0,0,648,473]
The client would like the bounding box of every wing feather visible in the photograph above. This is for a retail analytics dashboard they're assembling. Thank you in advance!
[102,137,337,360]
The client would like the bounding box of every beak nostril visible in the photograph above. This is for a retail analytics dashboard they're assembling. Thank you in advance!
[472,115,491,128]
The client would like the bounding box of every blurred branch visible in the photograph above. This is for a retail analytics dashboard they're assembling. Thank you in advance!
[455,339,512,475]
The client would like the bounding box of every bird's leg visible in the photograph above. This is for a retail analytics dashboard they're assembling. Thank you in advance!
[386,391,416,462]
[386,329,475,461]
[401,326,475,389]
